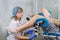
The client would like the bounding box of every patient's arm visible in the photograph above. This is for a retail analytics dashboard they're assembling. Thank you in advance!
[15,35,29,40]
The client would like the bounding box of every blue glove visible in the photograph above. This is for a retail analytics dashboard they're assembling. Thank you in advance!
[30,34,37,40]
[26,30,34,34]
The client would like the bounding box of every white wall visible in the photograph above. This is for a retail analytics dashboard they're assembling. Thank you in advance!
[58,0,60,20]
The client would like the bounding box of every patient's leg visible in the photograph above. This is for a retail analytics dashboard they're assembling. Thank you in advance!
[16,15,45,32]
[16,14,60,32]
[16,8,60,32]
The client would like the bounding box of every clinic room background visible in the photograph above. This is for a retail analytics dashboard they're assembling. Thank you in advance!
[0,0,59,40]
